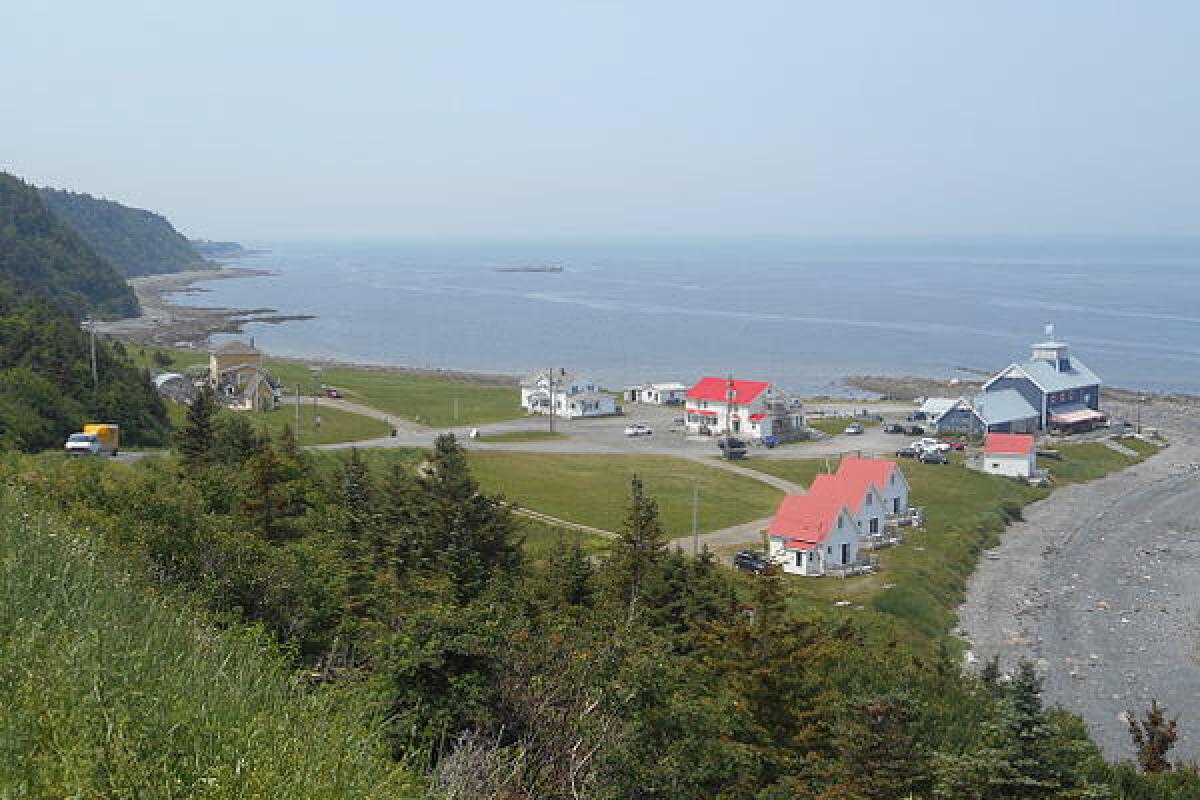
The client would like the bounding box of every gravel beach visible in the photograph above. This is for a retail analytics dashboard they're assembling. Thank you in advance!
[959,399,1200,761]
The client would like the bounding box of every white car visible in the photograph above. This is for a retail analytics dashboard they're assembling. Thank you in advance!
[844,423,865,435]
[624,423,653,437]
[914,437,951,452]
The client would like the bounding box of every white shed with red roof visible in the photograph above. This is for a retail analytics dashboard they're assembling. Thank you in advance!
[766,494,859,576]
[684,377,803,440]
[982,433,1037,478]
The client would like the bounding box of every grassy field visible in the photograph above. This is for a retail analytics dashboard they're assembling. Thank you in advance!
[516,516,612,562]
[134,346,522,427]
[0,495,420,797]
[249,403,390,445]
[806,416,881,436]
[478,430,567,443]
[464,452,783,536]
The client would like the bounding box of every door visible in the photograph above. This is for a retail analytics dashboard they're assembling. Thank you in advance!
[732,420,740,433]
[840,543,849,565]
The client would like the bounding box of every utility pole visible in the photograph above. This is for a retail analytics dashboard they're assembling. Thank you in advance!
[692,479,700,556]
[85,318,98,395]
[548,368,556,434]
[295,383,301,436]
[1137,394,1145,434]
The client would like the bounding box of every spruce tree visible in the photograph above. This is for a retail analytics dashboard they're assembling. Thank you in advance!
[608,475,666,617]
[1128,698,1177,773]
[174,383,219,468]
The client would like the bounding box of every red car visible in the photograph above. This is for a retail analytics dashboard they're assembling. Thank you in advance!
[325,388,342,398]
[939,437,965,451]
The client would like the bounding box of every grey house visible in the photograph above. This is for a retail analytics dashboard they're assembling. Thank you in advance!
[982,338,1102,430]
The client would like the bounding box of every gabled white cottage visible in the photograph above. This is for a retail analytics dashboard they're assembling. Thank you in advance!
[520,369,617,418]
[835,457,909,518]
[809,473,887,537]
[766,494,860,576]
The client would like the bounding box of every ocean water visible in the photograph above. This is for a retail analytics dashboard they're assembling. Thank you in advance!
[186,237,1200,395]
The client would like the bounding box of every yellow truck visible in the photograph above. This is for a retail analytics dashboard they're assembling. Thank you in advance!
[64,424,120,457]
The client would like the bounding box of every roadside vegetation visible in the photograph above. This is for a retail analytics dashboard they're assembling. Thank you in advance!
[0,492,419,797]
[477,429,567,442]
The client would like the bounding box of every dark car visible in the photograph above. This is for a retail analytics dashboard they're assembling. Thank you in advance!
[906,425,925,435]
[919,449,949,464]
[884,423,906,434]
[717,437,748,450]
[733,550,769,574]
[896,446,920,459]
[939,438,966,451]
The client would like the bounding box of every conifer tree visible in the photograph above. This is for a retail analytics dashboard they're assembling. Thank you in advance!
[608,475,666,617]
[174,383,219,468]
[1128,698,1177,773]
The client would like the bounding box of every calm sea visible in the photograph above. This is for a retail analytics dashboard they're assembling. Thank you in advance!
[187,237,1200,395]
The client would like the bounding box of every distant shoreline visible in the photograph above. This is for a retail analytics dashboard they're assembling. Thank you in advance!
[93,267,314,350]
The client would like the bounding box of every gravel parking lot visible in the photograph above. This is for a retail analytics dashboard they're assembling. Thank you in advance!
[959,400,1200,761]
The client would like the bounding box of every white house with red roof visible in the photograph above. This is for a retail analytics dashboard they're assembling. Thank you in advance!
[766,494,860,576]
[809,473,887,537]
[982,433,1037,478]
[684,376,804,440]
[835,457,909,518]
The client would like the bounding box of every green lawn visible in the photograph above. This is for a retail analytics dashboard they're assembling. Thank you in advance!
[249,403,390,446]
[517,517,611,562]
[478,430,567,443]
[465,452,783,536]
[806,417,880,436]
[136,346,521,427]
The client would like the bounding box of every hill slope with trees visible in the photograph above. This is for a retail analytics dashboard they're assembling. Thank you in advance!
[0,172,138,318]
[40,185,209,277]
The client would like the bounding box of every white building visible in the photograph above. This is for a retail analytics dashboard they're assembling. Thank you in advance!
[624,382,688,405]
[982,433,1037,478]
[835,457,910,517]
[766,494,860,576]
[684,377,804,440]
[520,369,618,419]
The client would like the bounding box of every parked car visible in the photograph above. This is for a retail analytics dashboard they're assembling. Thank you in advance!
[939,437,966,451]
[717,437,748,450]
[907,425,925,435]
[919,449,949,464]
[733,550,769,574]
[896,446,920,459]
[761,435,780,448]
[915,437,951,452]
[624,423,653,437]
[844,423,865,435]
[325,387,342,398]
[883,423,906,434]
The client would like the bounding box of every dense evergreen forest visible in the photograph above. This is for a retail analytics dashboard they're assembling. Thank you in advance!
[0,172,138,317]
[40,186,210,277]
[4,396,1195,798]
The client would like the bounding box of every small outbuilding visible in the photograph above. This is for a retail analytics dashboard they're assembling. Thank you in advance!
[982,433,1037,478]
[624,382,688,405]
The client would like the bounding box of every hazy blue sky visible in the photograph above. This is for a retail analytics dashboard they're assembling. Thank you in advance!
[2,2,1197,240]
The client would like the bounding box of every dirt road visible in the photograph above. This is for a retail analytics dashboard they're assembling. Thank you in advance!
[959,402,1200,761]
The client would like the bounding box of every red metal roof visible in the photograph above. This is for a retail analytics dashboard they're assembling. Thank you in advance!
[808,473,875,515]
[767,494,845,543]
[835,457,900,496]
[984,433,1035,455]
[690,409,717,416]
[686,377,770,405]
[783,538,817,551]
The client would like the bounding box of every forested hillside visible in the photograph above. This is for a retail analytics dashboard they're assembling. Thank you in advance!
[0,278,169,450]
[0,172,138,317]
[40,186,209,277]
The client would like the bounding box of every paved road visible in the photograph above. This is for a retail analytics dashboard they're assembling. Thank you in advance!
[959,401,1200,761]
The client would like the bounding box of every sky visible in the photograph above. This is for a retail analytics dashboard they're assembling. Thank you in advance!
[1,1,1197,240]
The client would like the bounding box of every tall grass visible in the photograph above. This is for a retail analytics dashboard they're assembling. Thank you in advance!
[0,490,423,799]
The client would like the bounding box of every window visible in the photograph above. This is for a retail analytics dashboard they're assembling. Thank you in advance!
[893,498,900,513]
[840,543,849,564]
[796,552,803,567]
[870,518,879,534]
[827,545,832,554]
